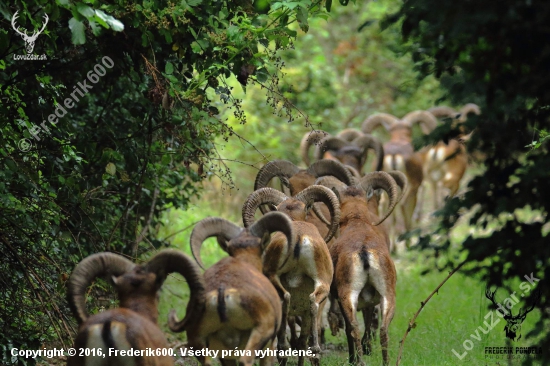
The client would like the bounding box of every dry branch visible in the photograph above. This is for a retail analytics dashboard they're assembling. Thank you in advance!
[395,259,467,366]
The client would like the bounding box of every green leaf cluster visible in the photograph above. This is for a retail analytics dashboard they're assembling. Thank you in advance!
[0,0,341,360]
[387,0,550,357]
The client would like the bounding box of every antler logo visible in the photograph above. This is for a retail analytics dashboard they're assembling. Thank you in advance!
[11,11,49,54]
[485,287,541,341]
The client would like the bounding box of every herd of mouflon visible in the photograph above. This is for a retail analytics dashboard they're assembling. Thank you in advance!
[66,105,480,366]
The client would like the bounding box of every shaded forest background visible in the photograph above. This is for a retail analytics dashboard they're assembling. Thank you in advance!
[0,0,549,364]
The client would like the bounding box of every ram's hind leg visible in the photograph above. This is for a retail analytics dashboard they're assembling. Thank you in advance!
[288,316,300,349]
[379,295,395,366]
[259,337,278,366]
[267,274,291,352]
[361,305,376,355]
[327,295,344,336]
[338,292,365,366]
[309,281,329,358]
[296,313,313,366]
[373,259,396,366]
[317,298,328,349]
[239,325,276,366]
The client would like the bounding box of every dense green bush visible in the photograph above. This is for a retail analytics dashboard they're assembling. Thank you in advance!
[0,0,337,363]
[387,0,550,361]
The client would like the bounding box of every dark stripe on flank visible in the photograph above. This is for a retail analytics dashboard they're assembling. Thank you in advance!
[293,235,302,259]
[102,320,116,350]
[391,156,397,170]
[431,150,438,161]
[217,285,228,323]
[359,249,370,270]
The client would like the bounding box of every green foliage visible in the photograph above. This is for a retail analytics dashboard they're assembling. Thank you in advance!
[5,0,547,363]
[206,0,442,211]
[526,129,549,151]
[0,0,345,362]
[386,0,550,360]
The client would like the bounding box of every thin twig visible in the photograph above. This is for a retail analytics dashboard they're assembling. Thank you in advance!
[134,177,160,255]
[1,236,68,347]
[395,259,467,366]
[161,221,200,242]
[107,114,153,250]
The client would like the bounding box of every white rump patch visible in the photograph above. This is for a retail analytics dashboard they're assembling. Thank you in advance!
[436,147,446,162]
[85,322,136,366]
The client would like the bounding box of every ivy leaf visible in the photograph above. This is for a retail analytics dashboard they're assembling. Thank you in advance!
[256,69,268,83]
[165,62,174,75]
[105,163,116,176]
[191,39,209,54]
[76,3,95,18]
[283,28,297,37]
[68,18,86,45]
[296,6,309,32]
[227,25,240,41]
[88,20,102,36]
[93,10,108,28]
[166,74,179,83]
[94,9,124,31]
[108,18,124,32]
[191,41,202,54]
[285,2,300,10]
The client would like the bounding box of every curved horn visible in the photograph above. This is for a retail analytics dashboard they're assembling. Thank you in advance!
[254,160,301,191]
[459,103,481,122]
[254,160,300,213]
[314,136,349,161]
[337,128,363,142]
[249,211,296,253]
[401,110,438,134]
[300,130,329,166]
[145,250,206,333]
[428,106,459,119]
[67,252,135,325]
[295,185,341,243]
[357,171,400,226]
[351,134,384,171]
[307,160,356,226]
[190,217,243,269]
[311,203,331,227]
[306,159,356,186]
[314,176,348,192]
[242,188,288,228]
[361,113,398,134]
[385,170,408,203]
